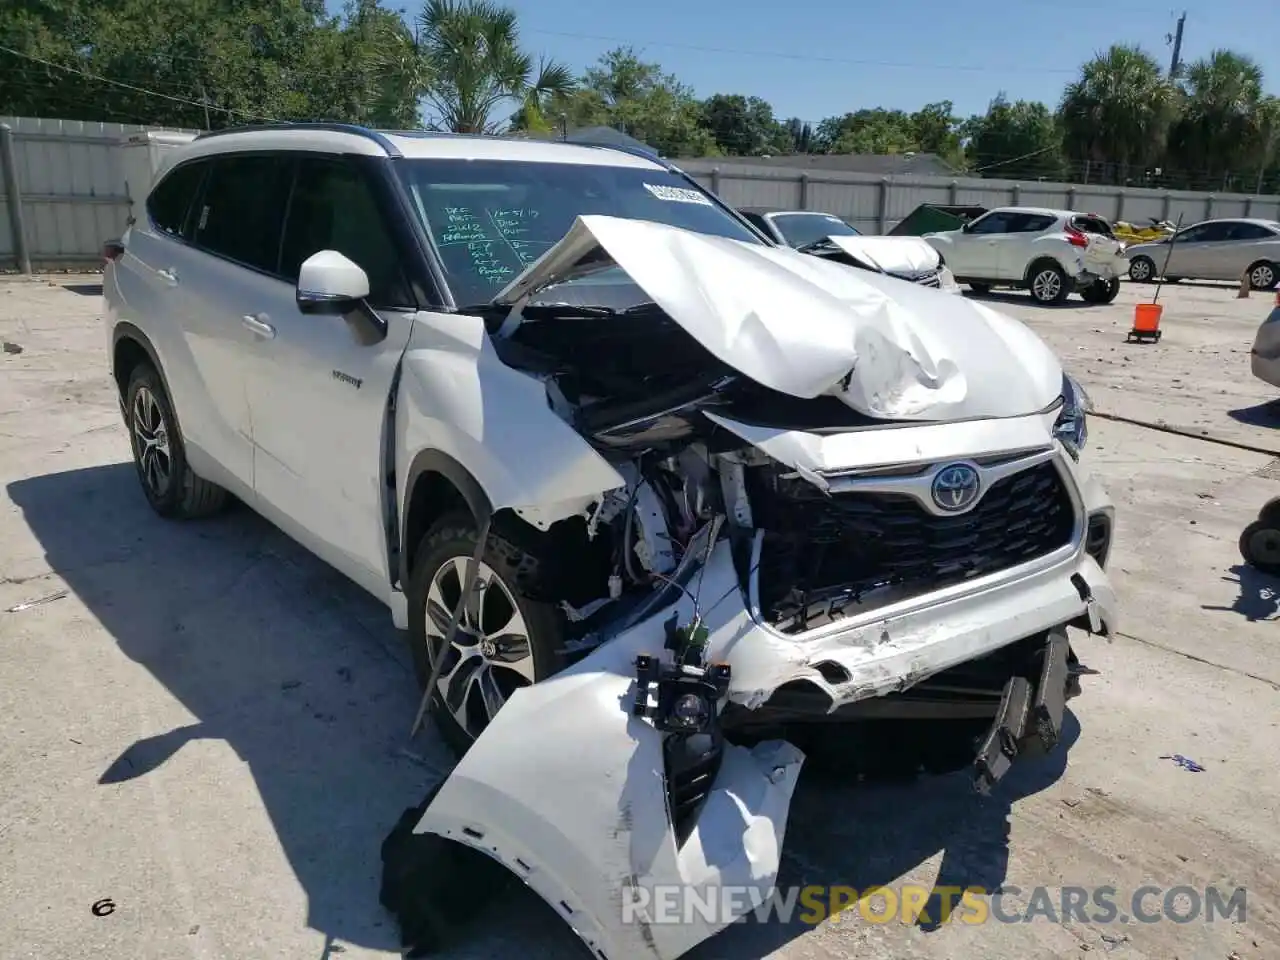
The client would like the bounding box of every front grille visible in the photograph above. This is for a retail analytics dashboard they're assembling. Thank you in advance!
[752,461,1076,633]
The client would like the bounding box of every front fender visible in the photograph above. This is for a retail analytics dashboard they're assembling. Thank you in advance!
[406,596,804,960]
[395,310,626,528]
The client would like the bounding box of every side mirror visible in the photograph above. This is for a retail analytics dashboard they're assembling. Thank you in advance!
[961,222,973,234]
[297,250,370,313]
[296,250,386,342]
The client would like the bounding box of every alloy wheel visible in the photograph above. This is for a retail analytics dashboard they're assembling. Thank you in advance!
[132,386,173,498]
[1032,269,1062,302]
[1250,263,1276,290]
[1130,259,1151,281]
[423,556,536,738]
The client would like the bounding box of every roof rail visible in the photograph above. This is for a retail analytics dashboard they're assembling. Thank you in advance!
[192,122,402,157]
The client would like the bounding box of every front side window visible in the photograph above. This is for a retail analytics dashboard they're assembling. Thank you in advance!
[191,154,293,273]
[768,212,861,249]
[279,157,412,308]
[968,211,1017,234]
[396,159,761,305]
[146,161,207,238]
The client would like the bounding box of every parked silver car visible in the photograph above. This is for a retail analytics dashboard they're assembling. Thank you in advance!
[1250,303,1280,390]
[1126,218,1280,290]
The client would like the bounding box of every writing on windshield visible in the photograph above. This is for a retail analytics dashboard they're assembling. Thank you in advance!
[398,158,759,305]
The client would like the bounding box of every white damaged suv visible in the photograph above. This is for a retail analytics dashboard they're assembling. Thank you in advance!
[104,125,1117,960]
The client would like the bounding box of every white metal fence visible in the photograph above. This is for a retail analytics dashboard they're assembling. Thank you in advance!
[676,158,1280,233]
[3,116,1280,270]
[0,116,196,270]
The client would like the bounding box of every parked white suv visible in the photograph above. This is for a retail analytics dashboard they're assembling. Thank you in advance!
[104,124,1116,960]
[925,207,1129,304]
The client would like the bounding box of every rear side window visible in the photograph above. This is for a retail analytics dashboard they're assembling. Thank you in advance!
[1016,214,1057,232]
[279,157,412,308]
[146,161,206,238]
[1071,215,1113,237]
[192,154,293,273]
[1226,222,1274,241]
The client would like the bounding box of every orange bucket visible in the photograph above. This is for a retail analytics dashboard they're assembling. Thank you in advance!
[1133,302,1163,333]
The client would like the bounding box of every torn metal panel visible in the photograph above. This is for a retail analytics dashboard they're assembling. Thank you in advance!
[490,214,1064,421]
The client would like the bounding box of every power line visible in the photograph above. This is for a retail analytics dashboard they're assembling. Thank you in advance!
[524,29,1081,75]
[0,43,276,122]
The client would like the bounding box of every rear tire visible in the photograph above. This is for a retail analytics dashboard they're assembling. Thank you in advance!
[124,363,228,519]
[1081,277,1121,304]
[406,513,566,758]
[1028,262,1070,304]
[1247,260,1278,291]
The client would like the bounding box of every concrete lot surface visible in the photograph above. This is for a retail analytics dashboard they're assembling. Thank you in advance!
[2,275,1278,960]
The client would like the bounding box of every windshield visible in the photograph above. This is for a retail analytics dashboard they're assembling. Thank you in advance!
[395,158,760,305]
[769,212,861,248]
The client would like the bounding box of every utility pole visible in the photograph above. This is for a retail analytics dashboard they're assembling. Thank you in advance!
[1167,11,1186,78]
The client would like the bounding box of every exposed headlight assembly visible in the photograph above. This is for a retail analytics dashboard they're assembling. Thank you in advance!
[1054,373,1091,460]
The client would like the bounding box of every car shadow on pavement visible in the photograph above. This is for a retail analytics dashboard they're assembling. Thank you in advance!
[963,290,1088,310]
[1227,400,1280,430]
[5,462,481,955]
[1202,564,1280,622]
[684,713,1081,957]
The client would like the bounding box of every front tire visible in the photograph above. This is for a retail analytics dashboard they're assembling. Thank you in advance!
[1081,277,1121,304]
[1028,262,1070,304]
[406,514,566,757]
[124,364,227,519]
[1128,256,1155,282]
[1248,260,1278,291]
[967,282,992,295]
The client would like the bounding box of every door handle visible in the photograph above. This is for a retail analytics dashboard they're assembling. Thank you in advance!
[157,268,179,286]
[241,314,276,340]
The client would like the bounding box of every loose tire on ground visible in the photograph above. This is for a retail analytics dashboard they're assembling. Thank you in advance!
[1238,520,1280,576]
[1257,496,1280,527]
[124,363,228,519]
[405,513,566,757]
[1081,277,1121,304]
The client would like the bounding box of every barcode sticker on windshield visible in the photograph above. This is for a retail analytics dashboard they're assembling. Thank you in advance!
[643,183,713,205]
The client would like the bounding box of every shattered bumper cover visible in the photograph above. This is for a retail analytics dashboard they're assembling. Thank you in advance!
[388,512,1115,958]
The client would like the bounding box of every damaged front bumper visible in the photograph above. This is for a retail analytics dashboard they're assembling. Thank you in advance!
[389,482,1115,959]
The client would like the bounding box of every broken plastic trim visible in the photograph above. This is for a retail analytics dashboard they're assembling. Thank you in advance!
[972,628,1070,795]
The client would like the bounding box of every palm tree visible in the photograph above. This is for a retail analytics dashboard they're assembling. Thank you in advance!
[1167,50,1268,189]
[415,0,573,134]
[1057,44,1176,184]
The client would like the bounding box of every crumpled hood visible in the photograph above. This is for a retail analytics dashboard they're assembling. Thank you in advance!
[492,215,1063,421]
[822,234,941,276]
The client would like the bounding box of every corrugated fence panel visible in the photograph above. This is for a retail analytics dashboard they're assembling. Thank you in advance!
[0,116,196,265]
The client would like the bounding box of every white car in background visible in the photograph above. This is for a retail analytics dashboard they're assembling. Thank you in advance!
[925,207,1129,305]
[738,207,961,293]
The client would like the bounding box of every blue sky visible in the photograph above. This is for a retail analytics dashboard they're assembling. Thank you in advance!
[350,0,1280,123]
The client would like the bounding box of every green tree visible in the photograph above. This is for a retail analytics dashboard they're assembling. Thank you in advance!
[699,93,789,155]
[414,0,572,134]
[965,94,1065,180]
[1166,49,1270,190]
[1057,44,1176,184]
[551,47,717,157]
[815,109,916,154]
